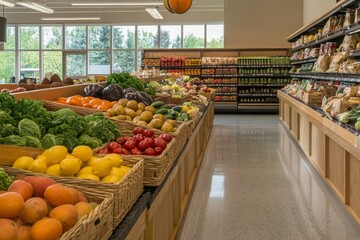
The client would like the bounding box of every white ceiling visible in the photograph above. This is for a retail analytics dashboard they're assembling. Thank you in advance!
[2,0,224,24]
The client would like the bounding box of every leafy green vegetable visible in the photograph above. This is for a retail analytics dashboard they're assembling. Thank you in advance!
[0,110,16,126]
[355,121,360,131]
[0,168,13,190]
[78,134,102,149]
[0,92,16,114]
[84,114,121,144]
[41,134,57,149]
[2,135,26,146]
[144,82,157,96]
[106,72,145,91]
[18,119,41,139]
[23,136,43,149]
[0,124,18,137]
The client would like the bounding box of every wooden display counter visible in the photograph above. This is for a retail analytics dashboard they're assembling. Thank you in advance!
[278,90,360,225]
[8,84,214,240]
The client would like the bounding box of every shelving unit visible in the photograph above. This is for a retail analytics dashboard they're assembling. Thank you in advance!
[141,48,290,113]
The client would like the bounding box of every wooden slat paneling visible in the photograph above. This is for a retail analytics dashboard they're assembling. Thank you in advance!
[328,139,345,199]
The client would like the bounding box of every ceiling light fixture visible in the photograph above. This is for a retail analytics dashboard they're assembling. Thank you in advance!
[71,2,163,6]
[17,1,54,14]
[41,17,101,21]
[145,7,163,19]
[0,0,15,7]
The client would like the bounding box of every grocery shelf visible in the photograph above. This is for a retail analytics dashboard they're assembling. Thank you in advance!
[202,65,238,68]
[237,84,285,87]
[205,83,238,87]
[291,72,360,83]
[215,92,237,96]
[237,74,290,78]
[160,66,201,69]
[201,75,238,78]
[214,102,238,113]
[238,65,291,68]
[349,50,360,58]
[291,58,318,65]
[238,93,277,97]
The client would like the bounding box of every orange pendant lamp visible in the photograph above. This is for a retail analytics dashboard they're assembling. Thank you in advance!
[163,0,192,14]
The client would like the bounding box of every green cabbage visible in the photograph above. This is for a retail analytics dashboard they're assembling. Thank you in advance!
[18,119,41,139]
[78,134,102,149]
[23,136,43,149]
[0,124,18,137]
[2,135,26,146]
[41,134,57,149]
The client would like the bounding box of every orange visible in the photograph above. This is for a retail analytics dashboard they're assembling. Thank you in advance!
[7,180,33,202]
[101,100,112,108]
[92,104,100,109]
[44,184,76,207]
[66,96,81,106]
[89,99,101,106]
[19,197,48,224]
[30,218,63,240]
[49,204,78,232]
[97,105,109,111]
[0,219,18,240]
[67,187,80,204]
[74,202,93,220]
[0,192,24,218]
[17,225,31,240]
[81,98,90,105]
[82,103,93,108]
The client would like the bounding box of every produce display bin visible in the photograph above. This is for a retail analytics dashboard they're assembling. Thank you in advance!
[1,158,144,228]
[0,145,44,166]
[2,167,114,240]
[42,99,104,115]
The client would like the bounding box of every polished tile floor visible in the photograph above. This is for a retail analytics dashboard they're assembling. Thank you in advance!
[178,114,360,240]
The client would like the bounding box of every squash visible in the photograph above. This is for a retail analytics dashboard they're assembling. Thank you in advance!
[169,0,192,14]
[163,0,174,13]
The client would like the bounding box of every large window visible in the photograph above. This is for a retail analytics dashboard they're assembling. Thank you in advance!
[0,26,16,83]
[2,23,224,82]
[138,25,158,49]
[206,25,224,48]
[183,25,205,48]
[65,26,86,50]
[160,25,181,48]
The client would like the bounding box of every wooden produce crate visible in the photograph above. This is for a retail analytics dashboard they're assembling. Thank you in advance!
[2,166,114,240]
[42,99,104,116]
[302,91,325,106]
[0,145,44,166]
[199,91,216,101]
[1,158,144,228]
[154,95,191,105]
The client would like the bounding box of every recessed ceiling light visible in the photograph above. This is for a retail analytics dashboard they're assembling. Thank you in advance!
[71,2,163,6]
[0,0,15,7]
[17,1,54,14]
[41,17,101,21]
[145,7,163,19]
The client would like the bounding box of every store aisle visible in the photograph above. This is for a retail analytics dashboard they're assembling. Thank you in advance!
[178,115,360,240]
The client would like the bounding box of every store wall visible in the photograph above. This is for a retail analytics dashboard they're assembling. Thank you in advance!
[224,0,303,48]
[303,0,336,25]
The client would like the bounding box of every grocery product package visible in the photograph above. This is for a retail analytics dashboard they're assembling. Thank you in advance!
[340,34,360,51]
[345,61,360,74]
[314,54,331,72]
[326,52,349,73]
[355,7,360,23]
[335,15,345,31]
[323,16,337,36]
[339,59,356,73]
[343,9,355,28]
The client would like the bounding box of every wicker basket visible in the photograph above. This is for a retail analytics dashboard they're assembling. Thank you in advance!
[2,166,114,240]
[1,158,144,228]
[109,118,190,156]
[200,91,216,101]
[154,94,191,105]
[96,136,178,186]
[42,100,104,116]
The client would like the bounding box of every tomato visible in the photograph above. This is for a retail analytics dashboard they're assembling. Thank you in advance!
[116,137,126,145]
[143,129,155,138]
[124,140,136,151]
[138,140,150,151]
[130,149,142,155]
[154,147,163,156]
[108,142,121,152]
[99,148,109,154]
[144,148,155,156]
[160,133,173,143]
[154,138,168,150]
[145,138,154,147]
[133,134,145,144]
[113,147,123,154]
[133,127,144,135]
[120,149,130,155]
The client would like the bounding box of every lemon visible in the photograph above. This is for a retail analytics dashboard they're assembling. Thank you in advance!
[59,158,81,176]
[43,146,68,165]
[87,157,100,166]
[72,146,93,162]
[110,167,127,179]
[46,164,61,176]
[121,166,132,173]
[77,173,100,181]
[66,155,82,166]
[104,154,123,168]
[13,156,34,170]
[92,158,113,177]
[27,158,47,173]
[101,175,122,183]
[76,166,94,177]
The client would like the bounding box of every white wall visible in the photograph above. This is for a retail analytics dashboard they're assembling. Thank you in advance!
[224,0,303,48]
[303,0,337,25]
